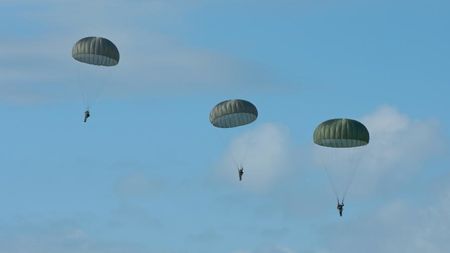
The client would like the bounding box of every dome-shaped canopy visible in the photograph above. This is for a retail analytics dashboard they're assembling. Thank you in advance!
[72,36,120,66]
[209,99,258,128]
[313,118,369,148]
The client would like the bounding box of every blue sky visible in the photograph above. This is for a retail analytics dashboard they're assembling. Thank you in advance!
[1,1,450,252]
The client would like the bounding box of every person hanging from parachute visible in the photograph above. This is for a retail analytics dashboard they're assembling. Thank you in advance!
[72,36,120,123]
[313,118,370,217]
[337,199,344,217]
[84,109,90,123]
[209,99,258,182]
[238,166,244,181]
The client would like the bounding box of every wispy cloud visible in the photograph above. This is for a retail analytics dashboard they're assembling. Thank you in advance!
[0,1,278,105]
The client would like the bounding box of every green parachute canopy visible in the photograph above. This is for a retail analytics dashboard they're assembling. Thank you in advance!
[209,99,258,128]
[72,37,120,66]
[313,118,369,148]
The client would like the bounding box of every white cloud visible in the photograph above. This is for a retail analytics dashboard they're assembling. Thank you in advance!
[217,123,295,192]
[363,105,444,166]
[312,105,447,197]
[306,105,450,252]
[357,105,446,193]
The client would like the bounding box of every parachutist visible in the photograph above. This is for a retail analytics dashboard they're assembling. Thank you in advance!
[209,99,257,184]
[73,37,120,117]
[337,200,344,217]
[84,110,90,123]
[238,167,244,181]
[314,118,369,218]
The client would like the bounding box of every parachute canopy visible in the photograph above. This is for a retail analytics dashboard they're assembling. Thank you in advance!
[209,99,258,128]
[313,118,369,148]
[72,37,120,66]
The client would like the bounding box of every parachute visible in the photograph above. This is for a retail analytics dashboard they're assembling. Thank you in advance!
[210,99,258,176]
[209,99,258,128]
[72,37,120,66]
[313,118,369,202]
[313,118,369,148]
[72,36,120,111]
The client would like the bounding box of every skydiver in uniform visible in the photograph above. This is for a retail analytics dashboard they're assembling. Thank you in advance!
[84,110,90,123]
[238,167,244,181]
[337,199,344,217]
